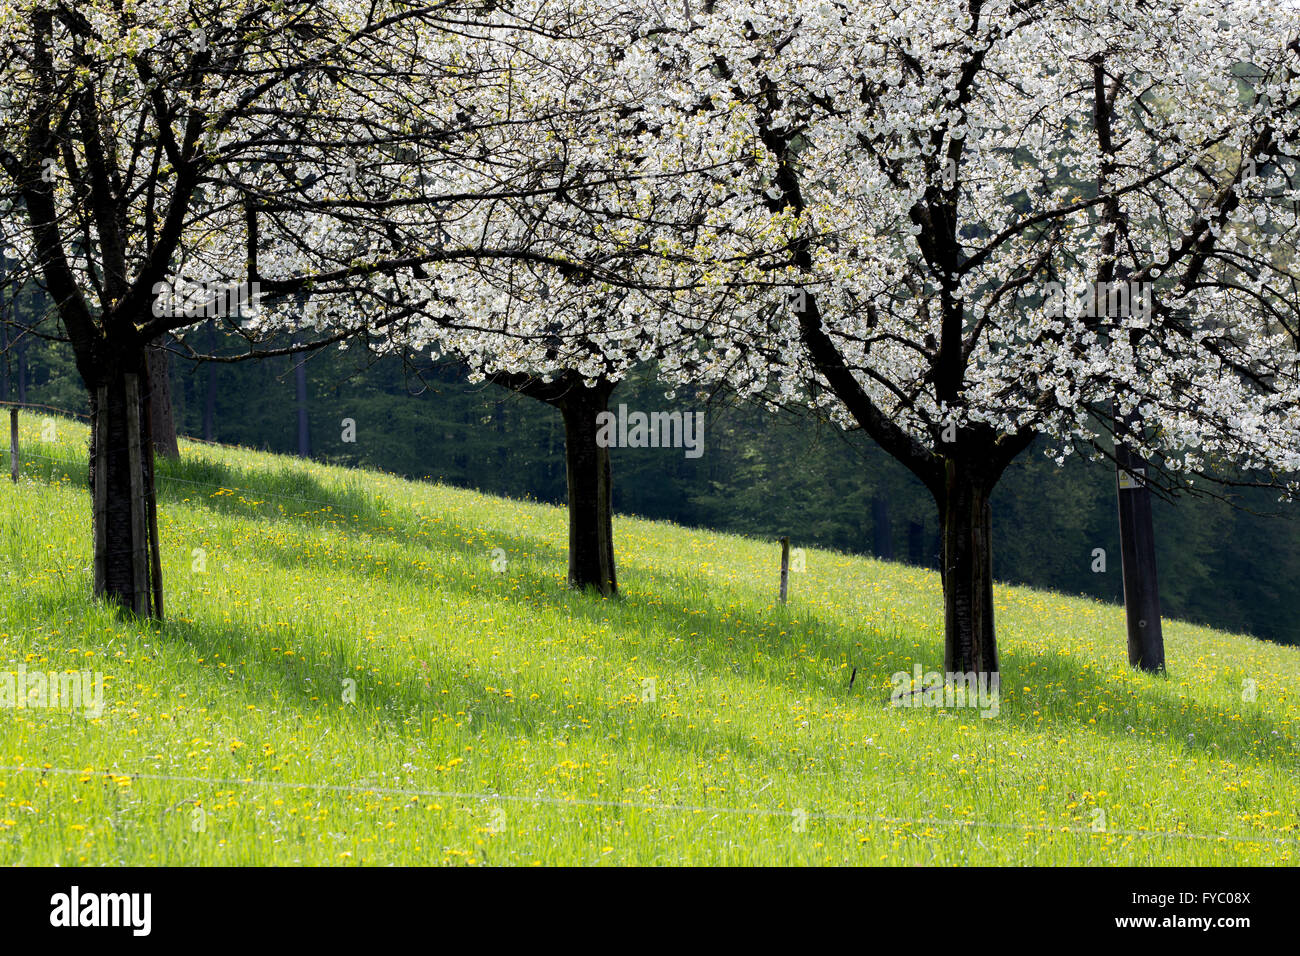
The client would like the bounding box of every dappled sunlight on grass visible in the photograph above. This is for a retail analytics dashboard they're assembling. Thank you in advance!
[0,416,1296,864]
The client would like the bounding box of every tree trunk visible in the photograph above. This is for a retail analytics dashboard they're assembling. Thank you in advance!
[872,494,894,560]
[939,461,998,676]
[1115,441,1165,673]
[16,336,27,406]
[2,319,9,402]
[907,518,925,566]
[557,381,617,595]
[147,341,180,458]
[89,354,157,616]
[1,256,9,402]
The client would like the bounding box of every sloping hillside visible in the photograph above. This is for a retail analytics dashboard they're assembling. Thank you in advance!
[0,415,1296,864]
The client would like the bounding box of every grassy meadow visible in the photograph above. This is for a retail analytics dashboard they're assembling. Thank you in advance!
[0,413,1296,865]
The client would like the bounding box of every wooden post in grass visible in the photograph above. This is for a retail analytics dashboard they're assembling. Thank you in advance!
[8,407,17,482]
[779,535,790,604]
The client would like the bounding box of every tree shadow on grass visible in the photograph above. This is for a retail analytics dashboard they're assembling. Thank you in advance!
[153,455,574,570]
[219,501,1300,777]
[17,450,1299,776]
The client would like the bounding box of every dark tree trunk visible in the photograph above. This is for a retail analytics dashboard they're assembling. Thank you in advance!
[907,518,925,566]
[16,336,27,406]
[1115,441,1165,673]
[939,461,998,676]
[88,350,157,617]
[556,381,617,595]
[872,494,894,560]
[0,256,9,402]
[202,319,217,441]
[147,341,180,458]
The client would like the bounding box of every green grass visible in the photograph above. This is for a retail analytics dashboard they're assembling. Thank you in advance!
[0,413,1296,865]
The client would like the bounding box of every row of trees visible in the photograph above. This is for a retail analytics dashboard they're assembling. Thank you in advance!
[3,0,1299,677]
[15,322,1300,646]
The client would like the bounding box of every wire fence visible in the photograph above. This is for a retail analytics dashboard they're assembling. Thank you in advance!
[0,398,282,452]
[3,446,365,516]
[2,764,1296,848]
[1,401,366,513]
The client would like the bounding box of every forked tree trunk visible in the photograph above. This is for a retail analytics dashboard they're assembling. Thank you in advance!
[557,381,617,595]
[147,341,180,459]
[939,461,998,676]
[1115,440,1165,673]
[89,352,158,617]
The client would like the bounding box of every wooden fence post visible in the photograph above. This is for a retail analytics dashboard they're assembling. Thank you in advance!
[779,535,790,604]
[8,408,17,482]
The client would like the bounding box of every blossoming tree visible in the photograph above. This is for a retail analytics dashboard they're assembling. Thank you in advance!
[0,0,596,615]
[616,0,1300,673]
